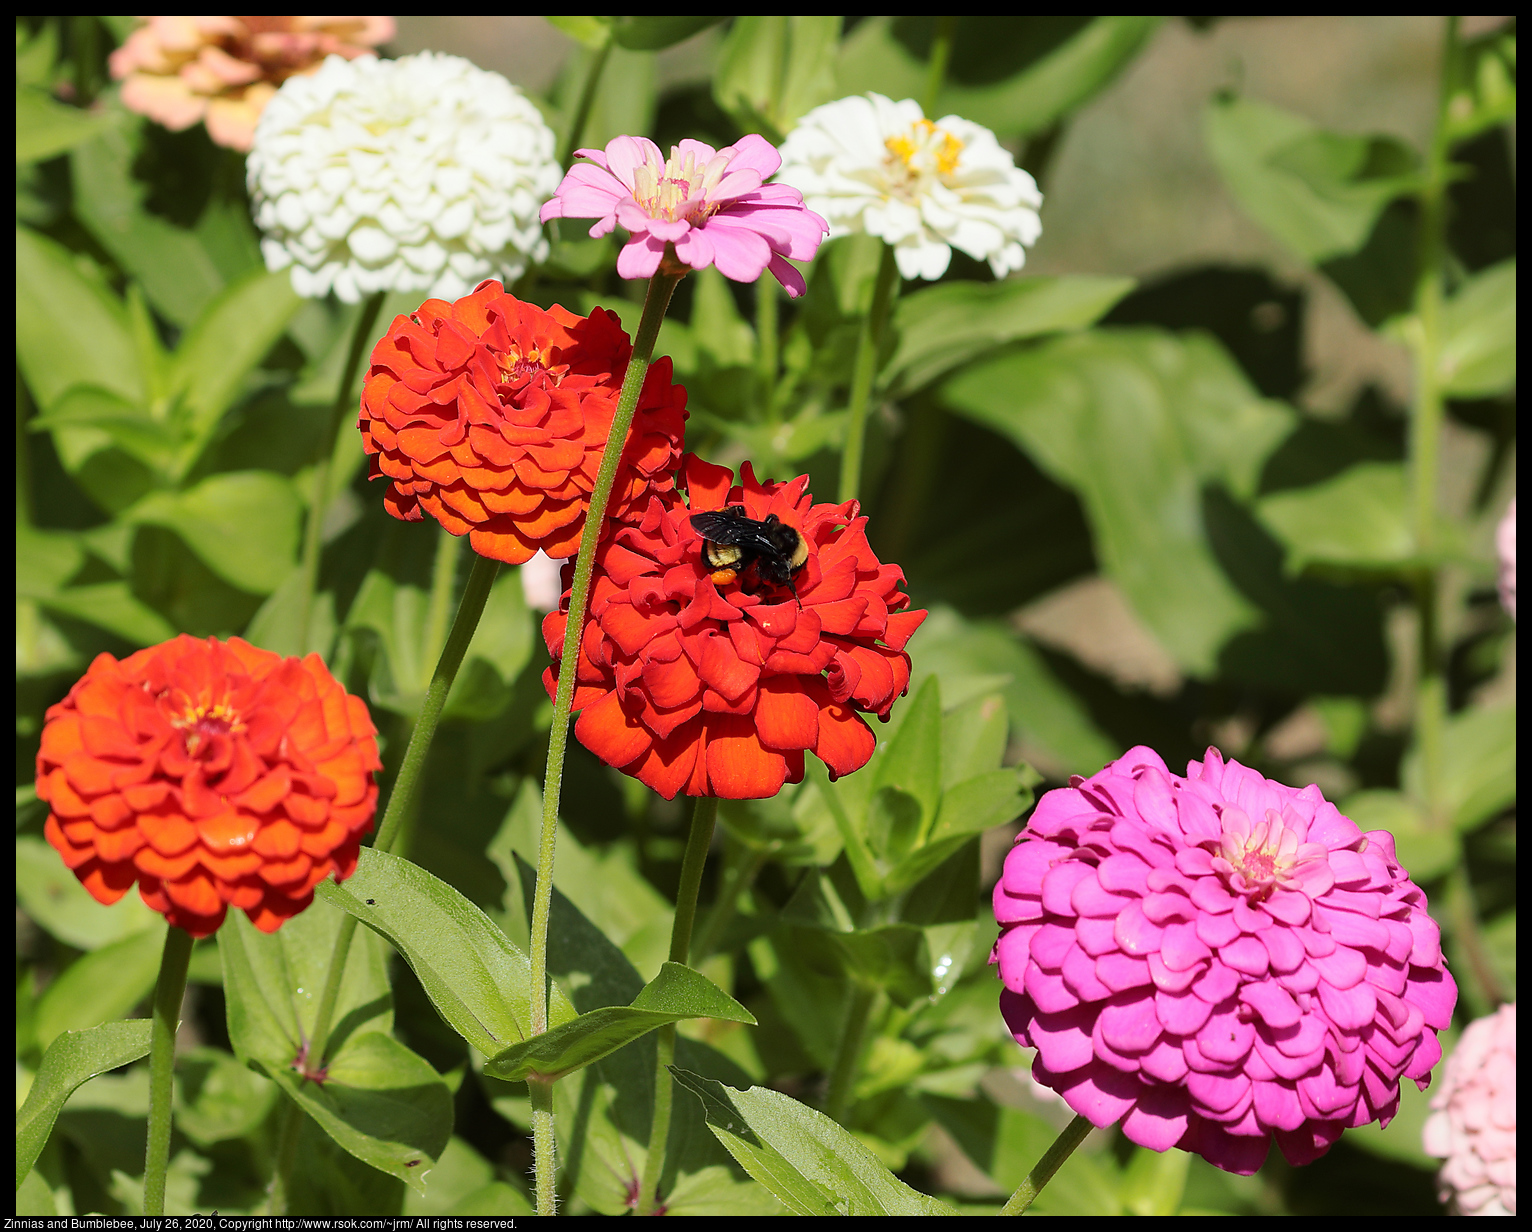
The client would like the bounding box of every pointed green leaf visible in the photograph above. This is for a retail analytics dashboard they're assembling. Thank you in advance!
[16,84,113,164]
[484,962,754,1081]
[14,835,160,951]
[1438,258,1515,398]
[889,275,1136,396]
[35,925,165,1049]
[1403,703,1516,833]
[672,1070,958,1215]
[714,16,841,139]
[871,674,943,844]
[27,385,182,477]
[610,15,723,50]
[1256,462,1416,573]
[16,1020,152,1189]
[125,471,302,595]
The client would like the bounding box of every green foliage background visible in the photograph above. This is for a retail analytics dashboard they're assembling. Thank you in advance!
[16,15,1515,1217]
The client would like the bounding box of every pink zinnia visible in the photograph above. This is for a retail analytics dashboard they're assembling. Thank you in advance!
[1423,1003,1516,1215]
[1497,496,1515,620]
[539,134,828,296]
[992,746,1457,1176]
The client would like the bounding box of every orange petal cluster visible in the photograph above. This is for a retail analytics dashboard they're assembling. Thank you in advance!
[361,280,689,565]
[543,456,926,799]
[38,635,381,939]
[108,16,395,151]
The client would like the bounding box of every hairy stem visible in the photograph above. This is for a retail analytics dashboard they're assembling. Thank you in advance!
[839,244,900,505]
[1000,1113,1094,1215]
[143,926,194,1216]
[531,268,683,1217]
[636,795,719,1216]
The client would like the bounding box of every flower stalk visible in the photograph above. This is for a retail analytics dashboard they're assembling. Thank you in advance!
[1000,1113,1094,1215]
[530,267,683,1217]
[297,290,384,655]
[1405,15,1462,828]
[636,794,719,1216]
[823,983,878,1124]
[839,243,900,503]
[143,925,194,1216]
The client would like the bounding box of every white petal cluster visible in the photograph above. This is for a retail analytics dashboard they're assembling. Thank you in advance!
[777,92,1042,282]
[247,52,561,303]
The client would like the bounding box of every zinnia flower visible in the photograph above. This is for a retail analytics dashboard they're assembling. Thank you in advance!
[248,51,560,303]
[541,456,925,799]
[539,134,828,296]
[360,280,688,565]
[1497,497,1515,620]
[109,16,395,152]
[991,746,1457,1176]
[1423,1003,1516,1215]
[38,636,381,939]
[777,92,1043,281]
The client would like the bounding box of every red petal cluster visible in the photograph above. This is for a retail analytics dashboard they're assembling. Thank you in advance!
[37,636,381,939]
[542,457,926,799]
[361,280,688,564]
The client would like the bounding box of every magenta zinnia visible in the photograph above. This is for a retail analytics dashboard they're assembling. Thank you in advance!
[991,746,1457,1175]
[539,134,828,296]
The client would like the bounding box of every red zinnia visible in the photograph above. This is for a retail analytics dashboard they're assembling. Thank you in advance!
[542,456,926,799]
[37,635,381,939]
[360,280,688,564]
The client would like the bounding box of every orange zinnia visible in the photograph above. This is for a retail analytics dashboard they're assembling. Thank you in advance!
[360,280,689,565]
[37,636,381,939]
[542,456,926,799]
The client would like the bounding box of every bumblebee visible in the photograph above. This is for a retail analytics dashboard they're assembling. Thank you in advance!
[689,505,809,597]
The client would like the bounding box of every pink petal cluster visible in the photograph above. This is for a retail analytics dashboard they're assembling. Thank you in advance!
[109,16,395,151]
[992,745,1457,1176]
[1423,1003,1516,1215]
[1497,496,1515,620]
[539,134,828,296]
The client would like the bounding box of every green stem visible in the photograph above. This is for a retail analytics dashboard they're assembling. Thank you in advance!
[560,33,614,166]
[636,795,719,1216]
[530,267,683,1217]
[1000,1113,1094,1215]
[823,983,877,1124]
[756,276,780,425]
[838,244,900,504]
[302,550,499,1082]
[143,925,194,1216]
[693,839,768,963]
[266,1097,303,1216]
[298,290,385,655]
[922,16,957,116]
[1406,16,1460,825]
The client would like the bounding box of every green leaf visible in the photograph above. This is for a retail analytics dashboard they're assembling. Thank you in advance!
[15,1020,152,1189]
[318,846,575,1059]
[34,925,166,1049]
[15,225,142,411]
[14,834,160,951]
[672,1070,958,1215]
[779,872,931,1003]
[16,84,112,164]
[15,523,85,596]
[1445,28,1517,144]
[1438,257,1515,397]
[125,471,302,595]
[70,124,227,328]
[444,567,534,721]
[27,385,182,477]
[34,582,179,649]
[167,266,304,462]
[940,330,1294,675]
[1340,790,1459,883]
[1404,703,1517,833]
[836,17,1160,140]
[1205,94,1421,264]
[174,1047,279,1147]
[485,962,754,1081]
[220,895,451,1193]
[869,674,943,850]
[888,275,1136,396]
[545,15,612,50]
[1255,462,1416,573]
[714,16,842,140]
[610,15,723,51]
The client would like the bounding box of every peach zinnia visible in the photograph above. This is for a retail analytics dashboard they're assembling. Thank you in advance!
[38,636,381,939]
[361,280,689,565]
[542,455,926,799]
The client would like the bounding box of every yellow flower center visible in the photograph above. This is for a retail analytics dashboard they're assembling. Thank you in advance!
[630,145,731,223]
[171,700,243,756]
[884,118,965,188]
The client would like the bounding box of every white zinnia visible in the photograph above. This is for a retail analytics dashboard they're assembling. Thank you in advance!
[247,52,561,303]
[776,92,1042,282]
